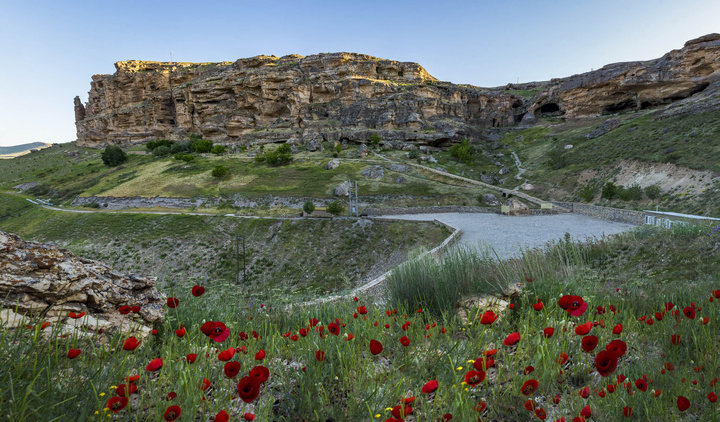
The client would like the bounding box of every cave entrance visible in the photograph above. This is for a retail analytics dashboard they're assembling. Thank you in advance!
[535,102,563,117]
[603,99,637,114]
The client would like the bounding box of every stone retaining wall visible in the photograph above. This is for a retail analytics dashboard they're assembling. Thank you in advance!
[364,206,498,216]
[550,202,646,226]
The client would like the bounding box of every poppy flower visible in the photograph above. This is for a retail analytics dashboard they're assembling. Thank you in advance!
[316,350,325,361]
[122,337,140,351]
[151,329,157,335]
[464,370,486,386]
[683,306,695,320]
[198,378,212,391]
[369,339,383,355]
[635,378,647,392]
[523,365,534,375]
[163,405,181,421]
[346,333,354,341]
[244,414,257,421]
[255,349,265,361]
[175,325,186,337]
[391,405,412,418]
[237,376,261,403]
[503,332,521,346]
[598,390,606,398]
[612,324,623,334]
[557,352,569,365]
[67,349,81,359]
[116,383,137,397]
[595,351,618,377]
[218,347,235,361]
[192,285,205,297]
[480,310,498,325]
[200,321,230,343]
[654,389,662,397]
[421,380,438,394]
[521,379,539,396]
[543,327,555,338]
[309,318,319,327]
[702,317,710,325]
[677,396,690,411]
[106,396,129,413]
[575,322,592,336]
[442,413,452,421]
[558,295,587,316]
[146,358,163,372]
[606,339,627,357]
[535,408,547,420]
[581,335,598,352]
[580,405,591,418]
[290,334,298,341]
[186,353,197,363]
[357,306,368,315]
[223,361,241,379]
[214,410,229,422]
[532,300,544,311]
[39,321,51,330]
[328,322,340,336]
[166,391,177,401]
[473,357,494,371]
[607,385,616,393]
[579,386,590,399]
[623,406,632,417]
[671,334,681,345]
[119,306,131,315]
[524,399,535,411]
[708,392,718,403]
[400,336,410,347]
[68,312,86,319]
[552,395,560,404]
[401,397,416,405]
[166,297,179,308]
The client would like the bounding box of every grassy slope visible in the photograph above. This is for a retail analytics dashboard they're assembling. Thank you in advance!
[0,193,450,296]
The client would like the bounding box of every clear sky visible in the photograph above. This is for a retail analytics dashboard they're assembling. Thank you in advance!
[0,0,718,146]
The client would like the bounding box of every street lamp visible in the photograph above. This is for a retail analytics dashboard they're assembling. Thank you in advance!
[236,236,245,284]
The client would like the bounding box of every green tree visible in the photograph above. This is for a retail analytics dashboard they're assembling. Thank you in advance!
[449,139,474,164]
[174,153,195,162]
[190,139,214,153]
[211,145,226,155]
[577,184,598,202]
[303,200,315,215]
[369,133,381,148]
[211,165,228,178]
[645,184,661,200]
[601,181,617,200]
[326,201,345,216]
[152,145,172,157]
[101,145,128,167]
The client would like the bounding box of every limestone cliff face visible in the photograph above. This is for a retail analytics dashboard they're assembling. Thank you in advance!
[75,53,524,148]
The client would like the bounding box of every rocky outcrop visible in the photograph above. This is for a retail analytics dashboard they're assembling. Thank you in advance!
[75,53,525,148]
[0,231,164,333]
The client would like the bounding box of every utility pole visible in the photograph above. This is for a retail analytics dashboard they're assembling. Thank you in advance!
[354,181,358,216]
[235,236,246,284]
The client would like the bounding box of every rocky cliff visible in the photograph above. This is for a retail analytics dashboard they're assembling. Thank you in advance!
[76,34,720,148]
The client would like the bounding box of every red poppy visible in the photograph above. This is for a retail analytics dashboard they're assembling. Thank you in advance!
[442,413,452,421]
[421,380,438,394]
[671,334,681,345]
[579,386,590,399]
[166,391,177,401]
[713,290,720,299]
[67,349,81,359]
[543,327,555,338]
[677,396,690,411]
[401,397,416,405]
[316,350,325,361]
[249,365,269,384]
[290,334,298,341]
[198,378,212,391]
[200,321,230,343]
[621,406,632,417]
[115,383,137,397]
[328,322,340,336]
[552,395,560,404]
[612,324,623,334]
[535,407,547,420]
[473,356,494,371]
[119,306,131,315]
[146,358,163,372]
[558,295,587,316]
[369,339,383,355]
[309,318,319,326]
[166,297,179,308]
[635,378,647,392]
[607,385,616,393]
[244,413,257,421]
[581,335,598,352]
[480,310,498,324]
[151,329,157,335]
[400,336,410,347]
[702,317,709,325]
[122,337,140,351]
[503,332,521,346]
[654,389,662,397]
[580,405,591,418]
[598,390,606,398]
[68,312,86,319]
[464,370,486,386]
[255,349,265,361]
[107,396,129,413]
[192,285,205,297]
[125,375,140,383]
[683,306,695,320]
[163,405,181,421]
[346,333,354,341]
[575,322,592,336]
[595,351,618,377]
[357,306,368,315]
[521,379,539,396]
[524,365,535,375]
[219,348,236,361]
[557,352,569,365]
[175,325,186,337]
[214,410,229,422]
[532,300,544,311]
[391,405,412,418]
[708,392,718,403]
[524,399,535,411]
[237,376,261,403]
[606,339,627,357]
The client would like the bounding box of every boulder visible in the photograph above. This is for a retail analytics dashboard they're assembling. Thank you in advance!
[506,198,530,215]
[586,118,620,139]
[305,136,324,152]
[325,159,340,170]
[361,166,385,180]
[358,144,369,158]
[481,193,501,206]
[334,181,353,196]
[499,167,510,175]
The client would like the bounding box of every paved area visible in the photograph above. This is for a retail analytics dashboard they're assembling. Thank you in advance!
[377,213,637,259]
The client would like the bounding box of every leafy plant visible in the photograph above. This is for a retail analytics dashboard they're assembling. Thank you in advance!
[303,200,315,214]
[449,139,474,164]
[408,150,420,159]
[577,184,598,202]
[601,181,617,200]
[101,145,128,167]
[190,139,213,153]
[152,145,172,157]
[146,139,174,150]
[174,153,195,162]
[547,146,567,170]
[211,165,228,178]
[644,184,661,200]
[369,133,381,148]
[326,201,345,216]
[211,145,226,155]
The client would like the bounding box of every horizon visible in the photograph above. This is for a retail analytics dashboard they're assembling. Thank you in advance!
[1,0,718,146]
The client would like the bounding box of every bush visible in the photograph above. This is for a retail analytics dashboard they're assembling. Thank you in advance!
[335,143,342,154]
[211,165,228,178]
[170,142,189,154]
[174,153,195,162]
[211,145,226,155]
[601,182,617,200]
[625,184,643,201]
[260,146,293,166]
[577,184,598,202]
[547,147,567,170]
[449,139,474,164]
[277,143,292,154]
[101,145,128,167]
[408,149,420,159]
[369,133,381,148]
[190,139,213,153]
[152,145,172,157]
[645,184,661,200]
[303,200,315,215]
[146,139,173,151]
[326,201,345,216]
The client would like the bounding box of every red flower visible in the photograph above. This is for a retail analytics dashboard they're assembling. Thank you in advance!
[532,300,544,311]
[421,380,438,394]
[290,334,298,341]
[192,285,205,297]
[475,400,487,413]
[683,306,695,320]
[595,351,618,377]
[623,406,632,417]
[557,352,569,365]
[523,365,534,375]
[391,405,412,418]
[612,324,623,334]
[671,334,681,345]
[239,331,249,340]
[464,370,486,386]
[535,407,547,420]
[708,392,718,403]
[166,297,179,308]
[579,386,590,399]
[244,413,257,421]
[480,310,498,325]
[581,335,598,352]
[218,348,236,361]
[130,306,141,313]
[328,322,340,336]
[175,325,186,337]
[166,392,177,401]
[521,379,539,396]
[68,311,86,319]
[369,339,383,355]
[214,410,229,422]
[606,339,627,357]
[163,405,181,421]
[473,356,494,371]
[200,321,230,343]
[524,399,535,411]
[574,322,592,336]
[503,332,521,346]
[543,327,555,338]
[558,295,587,316]
[249,365,269,384]
[677,396,690,412]
[552,395,560,404]
[198,377,212,391]
[146,358,163,372]
[346,333,354,341]
[122,337,140,351]
[357,306,368,315]
[67,349,81,359]
[580,405,591,418]
[115,383,137,397]
[119,306,131,315]
[237,376,261,403]
[309,318,319,326]
[106,396,129,413]
[186,353,197,363]
[442,413,452,421]
[316,350,325,361]
[400,336,410,347]
[255,349,266,361]
[224,361,241,378]
[635,378,647,392]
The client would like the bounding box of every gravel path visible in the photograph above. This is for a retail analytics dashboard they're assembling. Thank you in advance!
[376,213,637,259]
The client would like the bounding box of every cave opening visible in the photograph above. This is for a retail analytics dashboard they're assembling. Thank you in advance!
[535,103,563,117]
[603,99,637,114]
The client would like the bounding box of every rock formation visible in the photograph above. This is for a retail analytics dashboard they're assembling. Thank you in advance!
[75,35,720,149]
[0,231,164,334]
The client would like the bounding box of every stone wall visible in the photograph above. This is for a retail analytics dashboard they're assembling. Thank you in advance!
[550,202,646,225]
[364,205,498,216]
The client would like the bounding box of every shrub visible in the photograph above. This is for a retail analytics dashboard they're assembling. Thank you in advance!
[408,149,420,159]
[326,201,345,216]
[625,184,643,201]
[190,139,213,153]
[601,182,617,200]
[369,133,381,147]
[449,139,474,164]
[277,143,292,154]
[303,200,315,215]
[152,145,172,157]
[547,147,567,170]
[577,184,598,202]
[174,153,195,162]
[645,184,661,200]
[211,145,226,155]
[211,165,228,178]
[263,146,293,166]
[146,139,173,150]
[335,143,342,154]
[170,142,189,154]
[101,145,128,167]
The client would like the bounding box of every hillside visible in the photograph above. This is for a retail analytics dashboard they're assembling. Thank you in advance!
[0,142,51,159]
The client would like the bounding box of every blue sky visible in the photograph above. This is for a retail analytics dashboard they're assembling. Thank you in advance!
[1,0,718,146]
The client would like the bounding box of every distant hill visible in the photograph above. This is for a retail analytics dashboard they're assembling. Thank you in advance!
[0,142,51,158]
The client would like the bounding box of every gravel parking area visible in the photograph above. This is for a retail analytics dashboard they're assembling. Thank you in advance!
[376,213,637,260]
